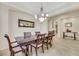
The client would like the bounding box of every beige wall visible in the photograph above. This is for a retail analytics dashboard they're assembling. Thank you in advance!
[48,17,56,31]
[8,10,48,39]
[40,19,48,33]
[0,4,48,50]
[0,9,1,39]
[0,5,9,50]
[48,10,79,39]
[8,10,41,37]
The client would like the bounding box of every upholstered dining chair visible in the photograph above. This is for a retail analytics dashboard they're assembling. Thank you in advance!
[44,32,54,49]
[24,32,31,38]
[4,34,27,56]
[48,30,55,36]
[47,33,53,47]
[35,31,40,36]
[30,34,45,56]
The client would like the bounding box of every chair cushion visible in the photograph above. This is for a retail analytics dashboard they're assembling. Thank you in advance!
[12,43,27,52]
[12,46,22,52]
[11,42,19,47]
[44,39,47,42]
[48,40,51,43]
[31,43,42,47]
[21,46,27,49]
[44,40,51,43]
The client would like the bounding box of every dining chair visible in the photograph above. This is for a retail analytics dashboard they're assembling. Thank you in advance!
[52,30,55,36]
[48,30,55,36]
[4,34,27,56]
[35,31,40,36]
[47,33,53,47]
[44,32,54,49]
[30,34,45,56]
[24,32,31,38]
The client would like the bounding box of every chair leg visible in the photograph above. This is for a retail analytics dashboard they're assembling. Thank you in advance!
[31,45,32,54]
[10,52,14,56]
[35,48,38,56]
[50,42,52,47]
[25,46,29,56]
[10,52,12,56]
[42,44,44,53]
[24,48,28,56]
[47,43,49,49]
[46,40,49,50]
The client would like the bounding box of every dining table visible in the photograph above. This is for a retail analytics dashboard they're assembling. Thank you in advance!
[15,34,48,56]
[15,35,37,55]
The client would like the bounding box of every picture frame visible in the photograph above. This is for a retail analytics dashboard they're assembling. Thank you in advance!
[65,22,72,27]
[18,19,34,28]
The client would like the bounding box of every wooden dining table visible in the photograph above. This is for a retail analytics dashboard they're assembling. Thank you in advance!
[15,34,48,56]
[15,35,37,55]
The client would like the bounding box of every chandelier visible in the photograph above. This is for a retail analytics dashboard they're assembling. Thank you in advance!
[34,3,48,22]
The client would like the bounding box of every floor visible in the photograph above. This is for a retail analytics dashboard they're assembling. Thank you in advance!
[1,36,79,56]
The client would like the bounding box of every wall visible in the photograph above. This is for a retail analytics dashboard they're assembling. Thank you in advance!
[9,10,48,37]
[0,8,1,40]
[48,10,79,39]
[0,5,9,50]
[9,11,41,37]
[48,17,56,31]
[0,4,48,51]
[40,19,48,33]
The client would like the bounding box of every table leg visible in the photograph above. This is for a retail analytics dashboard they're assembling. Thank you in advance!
[63,32,65,39]
[25,45,29,56]
[74,33,76,40]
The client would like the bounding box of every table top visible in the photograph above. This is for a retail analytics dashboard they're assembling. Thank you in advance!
[15,34,48,45]
[63,32,77,33]
[15,35,37,45]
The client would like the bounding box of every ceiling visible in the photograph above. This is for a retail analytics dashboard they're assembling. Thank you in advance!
[1,2,79,17]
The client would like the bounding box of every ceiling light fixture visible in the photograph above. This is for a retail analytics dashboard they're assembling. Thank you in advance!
[34,2,48,22]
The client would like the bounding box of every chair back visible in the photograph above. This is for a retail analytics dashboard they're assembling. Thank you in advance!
[4,34,13,52]
[48,30,55,36]
[48,31,52,36]
[24,32,31,38]
[35,31,40,36]
[36,34,42,44]
[41,34,46,41]
[36,34,45,44]
[48,31,53,39]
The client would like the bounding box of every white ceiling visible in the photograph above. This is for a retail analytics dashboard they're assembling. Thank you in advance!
[1,2,79,17]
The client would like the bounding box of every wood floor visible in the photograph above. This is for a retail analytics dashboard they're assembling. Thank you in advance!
[1,36,79,56]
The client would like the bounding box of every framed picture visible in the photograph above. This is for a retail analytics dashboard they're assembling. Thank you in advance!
[18,19,34,28]
[65,22,72,27]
